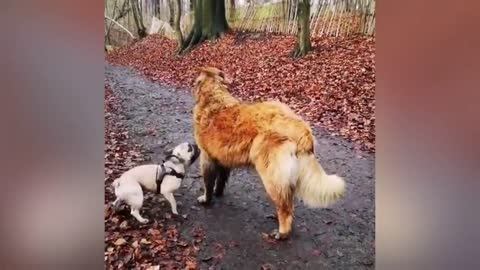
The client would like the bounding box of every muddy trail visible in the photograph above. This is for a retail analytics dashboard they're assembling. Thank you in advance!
[105,64,375,269]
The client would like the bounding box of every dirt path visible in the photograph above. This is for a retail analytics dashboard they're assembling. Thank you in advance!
[105,64,375,269]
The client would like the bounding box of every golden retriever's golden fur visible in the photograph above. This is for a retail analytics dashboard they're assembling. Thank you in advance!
[192,67,346,239]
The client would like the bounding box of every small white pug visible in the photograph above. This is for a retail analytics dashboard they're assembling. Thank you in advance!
[111,142,200,223]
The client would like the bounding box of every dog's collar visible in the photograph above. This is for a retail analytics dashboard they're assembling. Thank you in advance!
[155,164,185,194]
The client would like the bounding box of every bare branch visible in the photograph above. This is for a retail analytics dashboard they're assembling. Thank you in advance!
[105,14,135,39]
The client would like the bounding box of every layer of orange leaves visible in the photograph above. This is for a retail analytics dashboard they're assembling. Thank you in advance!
[105,84,203,269]
[108,32,375,152]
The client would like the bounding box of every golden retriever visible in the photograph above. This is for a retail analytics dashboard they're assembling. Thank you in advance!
[192,67,346,240]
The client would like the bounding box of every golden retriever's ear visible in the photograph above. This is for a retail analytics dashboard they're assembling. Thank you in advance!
[193,72,204,85]
[198,67,232,85]
[192,70,208,99]
[218,71,233,84]
[198,67,216,76]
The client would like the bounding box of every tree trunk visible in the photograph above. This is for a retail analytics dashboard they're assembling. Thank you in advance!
[153,0,160,17]
[178,0,229,54]
[291,0,311,58]
[130,0,147,38]
[229,0,236,21]
[174,0,184,50]
[168,0,175,26]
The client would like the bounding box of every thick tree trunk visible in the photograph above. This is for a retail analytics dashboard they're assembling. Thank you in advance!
[168,0,175,26]
[174,0,183,50]
[178,0,229,54]
[229,0,236,21]
[130,0,147,38]
[291,0,311,58]
[153,0,160,17]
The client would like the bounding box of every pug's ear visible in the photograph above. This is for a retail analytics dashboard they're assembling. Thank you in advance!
[163,148,173,156]
[192,143,200,153]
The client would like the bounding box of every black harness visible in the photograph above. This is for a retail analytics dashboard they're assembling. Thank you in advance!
[155,155,185,194]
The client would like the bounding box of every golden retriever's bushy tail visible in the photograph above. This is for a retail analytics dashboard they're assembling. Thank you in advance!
[294,153,346,208]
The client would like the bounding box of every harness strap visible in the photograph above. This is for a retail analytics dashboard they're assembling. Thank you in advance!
[155,164,186,194]
[155,164,166,194]
[167,170,185,179]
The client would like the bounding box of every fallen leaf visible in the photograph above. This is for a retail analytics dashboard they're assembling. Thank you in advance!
[114,238,127,246]
[132,241,139,248]
[140,238,151,245]
[261,263,274,270]
[185,260,197,270]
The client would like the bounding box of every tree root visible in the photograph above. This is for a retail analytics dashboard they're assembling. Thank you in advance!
[178,30,205,55]
[290,44,311,58]
[177,29,228,55]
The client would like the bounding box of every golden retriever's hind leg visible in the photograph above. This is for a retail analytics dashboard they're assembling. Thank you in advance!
[274,200,294,240]
[255,161,295,240]
[214,165,230,197]
[197,153,216,205]
[263,182,294,240]
[252,136,297,240]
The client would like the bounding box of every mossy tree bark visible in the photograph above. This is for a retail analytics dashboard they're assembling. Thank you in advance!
[178,0,229,54]
[153,0,160,17]
[168,0,175,26]
[174,0,183,50]
[130,0,147,38]
[229,0,236,21]
[291,0,311,58]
